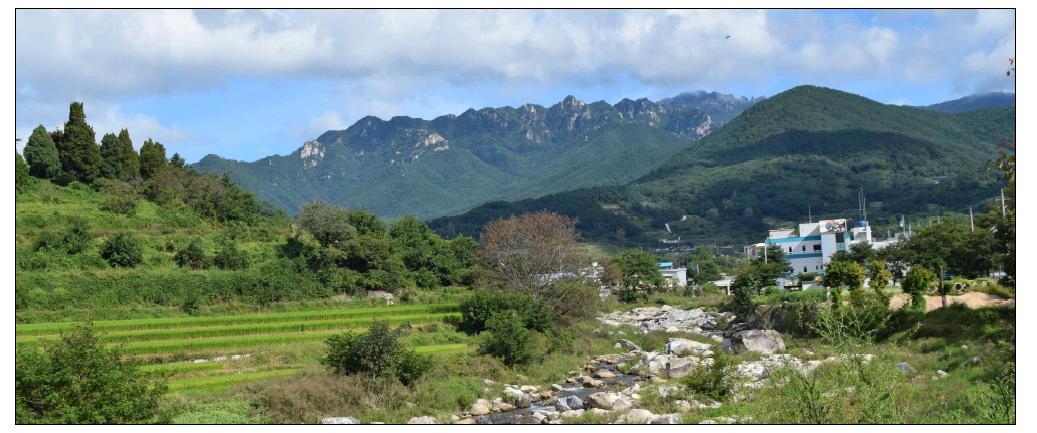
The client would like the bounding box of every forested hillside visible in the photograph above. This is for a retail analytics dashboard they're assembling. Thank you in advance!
[432,86,1015,244]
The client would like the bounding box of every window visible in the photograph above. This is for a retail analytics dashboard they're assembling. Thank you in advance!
[803,266,808,273]
[801,245,806,252]
[788,247,793,253]
[813,244,822,251]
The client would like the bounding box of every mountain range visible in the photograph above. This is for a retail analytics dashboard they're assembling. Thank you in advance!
[194,92,758,219]
[430,86,1015,244]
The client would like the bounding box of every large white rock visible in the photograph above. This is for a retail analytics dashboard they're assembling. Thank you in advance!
[666,356,699,379]
[666,338,713,356]
[733,330,785,354]
[470,399,491,416]
[618,409,656,424]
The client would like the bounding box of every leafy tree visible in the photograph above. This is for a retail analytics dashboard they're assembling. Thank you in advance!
[731,266,763,315]
[348,209,386,237]
[174,239,210,269]
[613,249,663,302]
[823,259,865,290]
[848,242,875,266]
[295,201,356,247]
[688,245,723,285]
[213,239,249,270]
[459,290,552,334]
[55,102,102,183]
[479,310,539,366]
[16,152,31,193]
[752,243,792,283]
[23,125,62,179]
[138,138,167,179]
[321,321,432,385]
[867,260,892,290]
[99,129,140,180]
[101,233,143,268]
[98,179,140,214]
[16,326,165,424]
[902,266,935,312]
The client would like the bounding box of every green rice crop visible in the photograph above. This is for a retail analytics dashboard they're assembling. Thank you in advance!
[167,368,302,393]
[16,304,459,336]
[16,312,460,345]
[139,360,225,377]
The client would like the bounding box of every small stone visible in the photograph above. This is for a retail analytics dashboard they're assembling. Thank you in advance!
[520,385,538,393]
[407,416,438,424]
[499,403,516,412]
[699,419,717,424]
[594,370,617,379]
[551,384,564,392]
[618,409,656,424]
[652,414,681,424]
[470,399,491,416]
[319,417,359,424]
[896,362,917,376]
[936,370,948,378]
[483,378,496,385]
[561,409,585,419]
[673,400,692,413]
[453,418,477,424]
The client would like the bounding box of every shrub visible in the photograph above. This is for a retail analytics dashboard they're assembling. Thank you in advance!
[31,231,66,252]
[100,233,143,268]
[479,311,538,366]
[679,349,735,402]
[62,217,94,255]
[730,269,762,315]
[15,326,166,424]
[458,290,552,334]
[322,321,431,385]
[99,179,139,215]
[213,240,249,270]
[902,267,935,312]
[174,239,210,269]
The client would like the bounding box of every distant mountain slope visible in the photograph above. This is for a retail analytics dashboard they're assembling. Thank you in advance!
[195,91,756,219]
[922,92,1015,113]
[432,86,1015,244]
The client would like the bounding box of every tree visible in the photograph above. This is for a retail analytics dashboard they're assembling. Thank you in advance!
[100,129,140,180]
[16,327,165,423]
[23,125,62,179]
[867,260,891,290]
[731,266,763,315]
[169,152,186,168]
[688,245,723,285]
[213,239,249,270]
[16,152,31,193]
[902,266,935,312]
[613,249,663,302]
[823,259,865,290]
[138,138,167,179]
[55,102,102,183]
[848,242,875,266]
[174,239,210,269]
[321,321,432,385]
[101,233,143,268]
[476,211,590,299]
[753,243,792,284]
[479,310,538,366]
[295,201,356,247]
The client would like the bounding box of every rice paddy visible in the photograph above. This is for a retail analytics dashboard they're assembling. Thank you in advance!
[16,303,470,394]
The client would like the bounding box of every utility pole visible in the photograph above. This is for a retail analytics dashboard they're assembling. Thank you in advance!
[764,243,768,264]
[1001,188,1007,219]
[808,204,812,223]
[969,207,975,232]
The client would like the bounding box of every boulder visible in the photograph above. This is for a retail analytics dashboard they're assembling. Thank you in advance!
[666,357,698,379]
[652,414,682,424]
[319,417,359,424]
[503,386,525,401]
[407,416,438,424]
[470,399,491,416]
[454,418,477,424]
[618,409,656,424]
[936,369,948,378]
[732,330,785,354]
[616,339,642,351]
[520,385,539,393]
[896,362,917,376]
[560,409,585,419]
[582,376,605,388]
[673,400,692,413]
[666,338,713,356]
[499,403,516,412]
[551,384,564,392]
[587,392,632,412]
[555,395,585,412]
[594,369,617,379]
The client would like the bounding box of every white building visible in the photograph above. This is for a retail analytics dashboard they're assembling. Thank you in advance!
[764,218,873,276]
[657,261,688,289]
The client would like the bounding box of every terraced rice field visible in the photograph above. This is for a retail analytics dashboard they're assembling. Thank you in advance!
[16,303,469,394]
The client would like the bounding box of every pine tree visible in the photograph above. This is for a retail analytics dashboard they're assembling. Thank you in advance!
[55,102,102,183]
[100,129,141,180]
[23,125,61,179]
[138,138,167,179]
[118,129,140,178]
[169,153,186,168]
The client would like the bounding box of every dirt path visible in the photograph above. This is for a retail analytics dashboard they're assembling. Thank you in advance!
[888,292,1014,312]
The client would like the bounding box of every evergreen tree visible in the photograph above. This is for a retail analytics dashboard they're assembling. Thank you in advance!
[100,129,140,180]
[118,129,140,178]
[169,153,186,168]
[23,125,62,179]
[55,102,102,183]
[138,138,167,179]
[16,152,31,193]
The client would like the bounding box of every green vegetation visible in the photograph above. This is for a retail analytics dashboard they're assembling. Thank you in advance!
[16,327,166,424]
[478,310,540,365]
[322,321,433,385]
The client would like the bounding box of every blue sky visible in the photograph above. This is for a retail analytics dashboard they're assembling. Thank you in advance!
[16,9,1015,163]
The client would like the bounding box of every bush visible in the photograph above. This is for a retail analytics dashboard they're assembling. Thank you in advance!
[174,239,210,269]
[100,233,143,268]
[479,310,539,366]
[62,217,93,255]
[31,231,65,252]
[458,290,552,334]
[213,240,249,270]
[99,180,139,215]
[322,321,431,385]
[679,349,735,402]
[902,267,935,312]
[15,326,166,424]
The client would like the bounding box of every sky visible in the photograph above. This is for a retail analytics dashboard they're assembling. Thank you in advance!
[15,9,1016,163]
